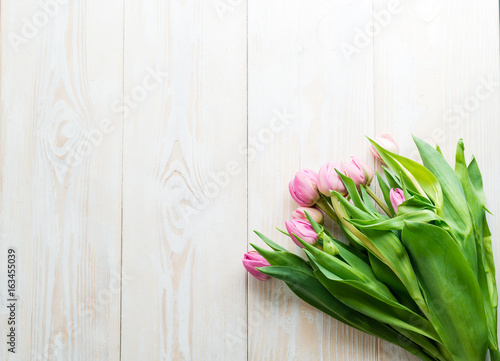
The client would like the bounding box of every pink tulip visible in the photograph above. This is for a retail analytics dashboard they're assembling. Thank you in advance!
[390,188,405,214]
[288,169,320,207]
[342,157,374,187]
[242,251,271,281]
[317,162,348,197]
[370,134,399,161]
[292,207,324,224]
[285,219,319,248]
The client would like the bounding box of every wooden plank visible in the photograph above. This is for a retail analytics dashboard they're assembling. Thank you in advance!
[248,1,378,360]
[1,1,497,360]
[121,1,248,360]
[373,0,500,359]
[0,0,123,360]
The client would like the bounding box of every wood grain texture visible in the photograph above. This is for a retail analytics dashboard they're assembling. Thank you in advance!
[248,1,378,360]
[0,0,499,360]
[0,0,123,360]
[373,0,500,359]
[121,1,247,360]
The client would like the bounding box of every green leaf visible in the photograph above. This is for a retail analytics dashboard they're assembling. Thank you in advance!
[250,243,313,276]
[276,228,290,237]
[322,236,339,256]
[304,211,368,263]
[369,137,443,213]
[333,190,372,221]
[338,223,368,250]
[368,253,421,314]
[467,157,495,286]
[477,220,498,350]
[360,185,379,215]
[311,267,443,347]
[398,195,436,215]
[258,266,439,361]
[332,193,430,317]
[491,349,500,361]
[304,211,323,234]
[455,140,483,232]
[392,326,449,361]
[402,221,488,361]
[455,140,497,349]
[413,136,478,277]
[258,266,355,324]
[253,231,288,252]
[336,171,372,215]
[299,240,391,296]
[483,216,498,312]
[467,159,497,321]
[383,166,402,189]
[468,156,486,206]
[319,227,372,268]
[436,145,444,156]
[377,172,396,216]
[349,210,441,231]
[296,241,365,282]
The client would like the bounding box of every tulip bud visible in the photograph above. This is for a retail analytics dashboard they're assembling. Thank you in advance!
[370,134,399,161]
[317,162,348,197]
[288,169,320,207]
[390,188,405,214]
[242,251,271,281]
[292,207,324,224]
[285,219,319,248]
[342,156,374,187]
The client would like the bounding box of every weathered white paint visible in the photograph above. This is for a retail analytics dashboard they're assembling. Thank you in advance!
[0,0,123,360]
[0,0,498,360]
[247,1,379,360]
[120,1,247,361]
[374,1,500,359]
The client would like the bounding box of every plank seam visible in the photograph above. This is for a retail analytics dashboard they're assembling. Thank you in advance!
[119,2,125,360]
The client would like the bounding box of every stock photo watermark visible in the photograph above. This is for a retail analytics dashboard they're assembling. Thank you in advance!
[446,74,500,129]
[8,0,69,52]
[30,269,133,361]
[224,285,287,349]
[212,0,243,20]
[341,0,403,61]
[171,107,296,225]
[1,245,130,359]
[408,73,500,159]
[49,65,167,179]
[5,248,17,354]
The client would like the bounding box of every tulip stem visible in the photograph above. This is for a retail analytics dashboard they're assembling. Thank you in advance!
[316,199,338,223]
[364,186,392,217]
[491,349,500,361]
[330,196,374,249]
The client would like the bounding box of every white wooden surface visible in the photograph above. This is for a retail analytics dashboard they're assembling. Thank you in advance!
[0,0,499,360]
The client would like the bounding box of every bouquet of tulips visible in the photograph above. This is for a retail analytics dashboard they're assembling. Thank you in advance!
[243,135,499,361]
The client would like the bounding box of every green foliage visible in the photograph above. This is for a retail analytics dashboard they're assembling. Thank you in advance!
[251,137,497,361]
